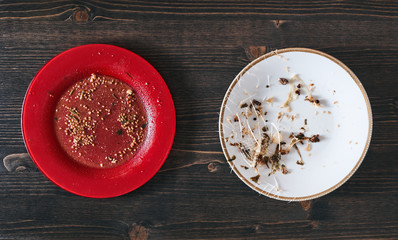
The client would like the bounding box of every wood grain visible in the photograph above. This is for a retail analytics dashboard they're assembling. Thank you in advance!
[0,0,398,21]
[0,1,397,239]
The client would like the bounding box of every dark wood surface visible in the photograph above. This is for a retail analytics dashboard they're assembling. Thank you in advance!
[0,1,397,239]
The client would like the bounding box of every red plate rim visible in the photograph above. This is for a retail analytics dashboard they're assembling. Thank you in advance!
[22,44,176,198]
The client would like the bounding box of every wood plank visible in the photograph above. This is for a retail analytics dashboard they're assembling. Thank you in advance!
[0,165,396,239]
[0,0,397,20]
[0,219,396,240]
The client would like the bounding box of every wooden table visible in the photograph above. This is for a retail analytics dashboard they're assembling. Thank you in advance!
[0,1,397,239]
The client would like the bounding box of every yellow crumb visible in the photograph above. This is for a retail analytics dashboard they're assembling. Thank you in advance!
[304,143,311,151]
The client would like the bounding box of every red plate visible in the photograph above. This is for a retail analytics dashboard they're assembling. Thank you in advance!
[22,44,176,198]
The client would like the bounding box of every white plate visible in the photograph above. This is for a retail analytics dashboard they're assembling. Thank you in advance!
[219,48,372,201]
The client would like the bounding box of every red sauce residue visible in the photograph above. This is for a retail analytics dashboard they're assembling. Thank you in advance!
[54,74,147,168]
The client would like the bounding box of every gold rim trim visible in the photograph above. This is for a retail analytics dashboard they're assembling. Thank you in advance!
[219,48,373,201]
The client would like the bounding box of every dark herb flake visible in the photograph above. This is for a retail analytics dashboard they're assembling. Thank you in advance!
[279,78,289,85]
[309,134,320,143]
[281,164,288,174]
[296,160,304,166]
[240,103,248,108]
[126,72,134,80]
[250,174,260,183]
[228,155,236,161]
[253,99,262,106]
[295,133,305,140]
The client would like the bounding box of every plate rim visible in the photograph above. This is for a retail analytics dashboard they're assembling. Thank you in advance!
[218,47,373,201]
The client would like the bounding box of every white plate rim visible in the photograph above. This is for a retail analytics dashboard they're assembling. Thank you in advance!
[218,47,373,201]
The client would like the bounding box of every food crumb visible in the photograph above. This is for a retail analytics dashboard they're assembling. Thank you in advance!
[281,164,288,174]
[285,66,289,72]
[305,95,321,107]
[266,97,274,105]
[309,134,320,143]
[304,143,311,151]
[279,78,289,85]
[296,160,304,166]
[337,124,340,128]
[250,174,260,183]
[334,101,338,104]
[277,112,284,121]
